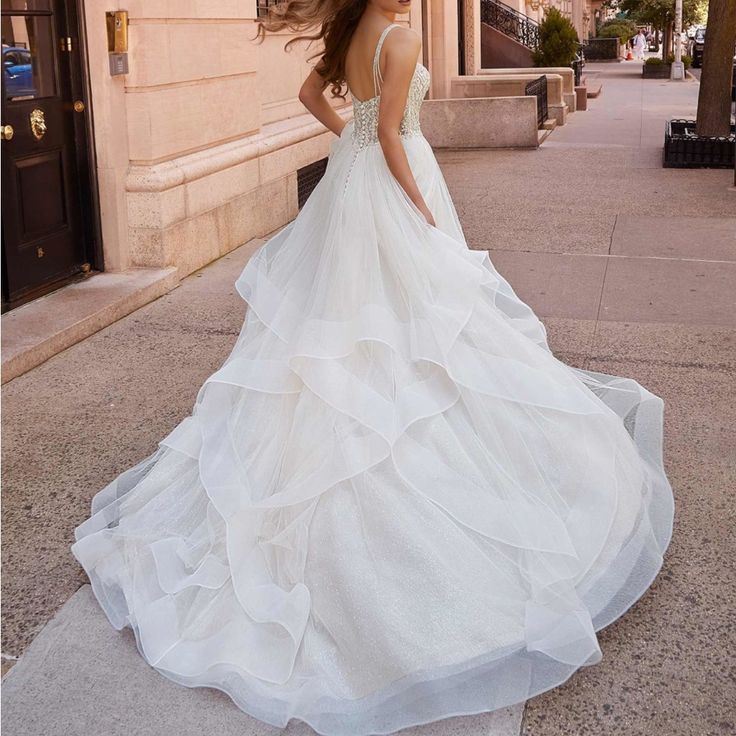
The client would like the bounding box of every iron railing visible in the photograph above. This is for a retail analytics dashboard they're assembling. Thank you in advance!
[571,42,586,86]
[525,75,548,128]
[480,0,540,51]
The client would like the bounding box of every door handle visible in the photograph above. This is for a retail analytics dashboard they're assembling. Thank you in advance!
[1,124,14,140]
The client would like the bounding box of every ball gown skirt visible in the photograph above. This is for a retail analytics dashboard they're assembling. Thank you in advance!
[71,113,674,735]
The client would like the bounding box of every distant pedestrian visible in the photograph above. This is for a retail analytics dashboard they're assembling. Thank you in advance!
[632,30,647,60]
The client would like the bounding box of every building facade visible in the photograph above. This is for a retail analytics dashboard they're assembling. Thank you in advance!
[1,0,588,315]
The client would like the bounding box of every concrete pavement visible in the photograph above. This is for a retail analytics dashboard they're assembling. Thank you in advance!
[2,62,735,735]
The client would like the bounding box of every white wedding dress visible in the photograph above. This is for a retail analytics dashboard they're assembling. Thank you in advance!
[72,24,674,736]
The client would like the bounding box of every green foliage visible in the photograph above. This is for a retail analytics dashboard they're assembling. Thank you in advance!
[597,21,637,45]
[531,7,580,67]
[665,52,693,68]
[598,17,638,40]
[644,53,692,68]
[617,0,707,28]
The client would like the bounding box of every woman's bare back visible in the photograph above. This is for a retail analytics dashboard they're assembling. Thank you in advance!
[345,20,416,102]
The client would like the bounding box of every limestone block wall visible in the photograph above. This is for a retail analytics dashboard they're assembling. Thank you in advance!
[421,97,539,148]
[84,1,352,279]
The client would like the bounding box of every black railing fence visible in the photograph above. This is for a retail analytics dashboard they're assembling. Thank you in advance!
[572,42,586,85]
[525,75,548,128]
[480,0,540,51]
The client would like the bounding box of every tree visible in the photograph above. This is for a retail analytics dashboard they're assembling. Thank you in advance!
[597,18,639,46]
[532,7,580,67]
[696,0,736,137]
[616,0,707,57]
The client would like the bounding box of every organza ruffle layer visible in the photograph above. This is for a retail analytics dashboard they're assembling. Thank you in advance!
[71,123,674,736]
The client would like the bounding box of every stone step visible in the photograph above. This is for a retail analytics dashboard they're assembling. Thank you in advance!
[581,74,603,97]
[1,267,178,384]
[575,85,589,110]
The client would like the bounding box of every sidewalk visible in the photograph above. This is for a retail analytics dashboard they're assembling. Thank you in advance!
[3,62,735,736]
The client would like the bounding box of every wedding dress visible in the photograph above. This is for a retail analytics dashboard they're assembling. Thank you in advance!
[71,23,674,736]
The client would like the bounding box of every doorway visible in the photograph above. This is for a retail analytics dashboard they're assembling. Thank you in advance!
[1,0,99,312]
[457,0,466,76]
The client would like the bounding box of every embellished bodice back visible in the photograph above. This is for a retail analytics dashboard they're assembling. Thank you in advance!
[350,24,431,150]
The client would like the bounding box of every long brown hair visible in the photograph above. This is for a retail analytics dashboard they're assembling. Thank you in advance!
[255,0,368,99]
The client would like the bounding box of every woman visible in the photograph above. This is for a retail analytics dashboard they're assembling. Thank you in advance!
[632,29,647,60]
[71,0,674,734]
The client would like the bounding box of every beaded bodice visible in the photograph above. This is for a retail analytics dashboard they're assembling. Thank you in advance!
[350,25,431,150]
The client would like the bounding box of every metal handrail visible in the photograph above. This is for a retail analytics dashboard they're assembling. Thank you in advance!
[480,0,540,51]
[525,75,548,128]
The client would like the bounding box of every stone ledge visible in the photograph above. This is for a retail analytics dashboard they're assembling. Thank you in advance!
[126,107,352,193]
[478,67,576,94]
[421,97,539,149]
[1,267,178,384]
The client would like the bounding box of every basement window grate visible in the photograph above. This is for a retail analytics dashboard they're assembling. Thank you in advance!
[297,158,328,209]
[256,0,279,19]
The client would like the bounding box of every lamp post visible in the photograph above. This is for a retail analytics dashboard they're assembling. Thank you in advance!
[671,0,685,80]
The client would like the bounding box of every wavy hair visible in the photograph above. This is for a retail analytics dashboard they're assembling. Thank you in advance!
[255,0,369,99]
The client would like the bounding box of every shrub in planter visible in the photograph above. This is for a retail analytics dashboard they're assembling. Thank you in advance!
[643,54,694,78]
[665,53,692,69]
[532,8,580,67]
[643,57,672,77]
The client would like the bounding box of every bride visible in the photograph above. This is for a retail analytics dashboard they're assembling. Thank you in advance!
[71,0,674,734]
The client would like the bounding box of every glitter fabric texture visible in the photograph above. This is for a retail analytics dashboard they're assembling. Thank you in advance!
[351,23,430,151]
[71,22,674,736]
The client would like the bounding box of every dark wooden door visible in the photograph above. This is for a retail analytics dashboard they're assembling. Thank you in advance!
[457,0,466,76]
[1,0,95,311]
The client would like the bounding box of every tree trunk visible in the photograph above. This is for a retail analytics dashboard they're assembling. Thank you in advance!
[662,22,672,60]
[696,0,736,137]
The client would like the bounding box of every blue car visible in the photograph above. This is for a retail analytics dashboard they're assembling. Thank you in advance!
[3,46,35,98]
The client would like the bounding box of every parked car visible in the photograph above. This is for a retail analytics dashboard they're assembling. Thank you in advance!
[3,46,35,98]
[688,28,706,67]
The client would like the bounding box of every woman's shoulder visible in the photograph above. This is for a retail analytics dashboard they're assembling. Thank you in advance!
[383,25,421,57]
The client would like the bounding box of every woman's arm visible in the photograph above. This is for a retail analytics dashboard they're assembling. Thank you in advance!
[376,30,435,226]
[298,67,347,137]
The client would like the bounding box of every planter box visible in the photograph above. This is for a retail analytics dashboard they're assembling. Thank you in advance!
[663,119,736,169]
[643,63,672,79]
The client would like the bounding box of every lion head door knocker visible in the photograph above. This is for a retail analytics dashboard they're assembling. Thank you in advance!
[29,108,47,140]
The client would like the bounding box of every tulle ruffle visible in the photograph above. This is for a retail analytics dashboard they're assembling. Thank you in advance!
[71,122,674,735]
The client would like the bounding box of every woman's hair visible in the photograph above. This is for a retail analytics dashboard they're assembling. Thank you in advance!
[255,0,368,99]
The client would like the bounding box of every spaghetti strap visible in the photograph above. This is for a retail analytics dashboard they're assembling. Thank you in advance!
[372,23,400,98]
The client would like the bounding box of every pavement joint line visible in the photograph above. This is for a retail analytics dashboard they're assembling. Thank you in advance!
[591,243,613,354]
[638,67,644,148]
[485,250,736,265]
[580,354,735,372]
[608,213,617,256]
